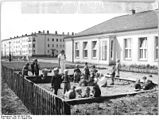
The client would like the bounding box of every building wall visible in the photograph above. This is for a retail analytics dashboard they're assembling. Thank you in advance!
[65,28,158,66]
[65,38,73,62]
[71,35,111,64]
[116,29,158,66]
[1,32,67,57]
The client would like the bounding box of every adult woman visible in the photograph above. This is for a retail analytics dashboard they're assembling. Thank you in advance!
[58,50,66,74]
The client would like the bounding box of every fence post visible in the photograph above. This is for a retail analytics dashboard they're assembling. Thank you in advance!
[63,102,71,115]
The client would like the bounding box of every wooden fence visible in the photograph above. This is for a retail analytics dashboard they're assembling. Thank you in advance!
[1,65,71,115]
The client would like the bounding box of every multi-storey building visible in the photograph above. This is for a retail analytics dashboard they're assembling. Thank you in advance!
[1,30,73,57]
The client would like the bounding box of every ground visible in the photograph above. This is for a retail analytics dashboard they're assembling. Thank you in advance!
[1,80,30,115]
[1,59,158,115]
[38,79,136,99]
[71,91,158,115]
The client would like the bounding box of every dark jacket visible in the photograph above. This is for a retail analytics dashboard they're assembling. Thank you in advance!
[92,85,101,97]
[51,74,62,89]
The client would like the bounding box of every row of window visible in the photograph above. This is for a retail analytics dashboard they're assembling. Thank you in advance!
[75,36,159,61]
[48,44,64,48]
[47,38,64,42]
[75,41,98,59]
[124,36,158,60]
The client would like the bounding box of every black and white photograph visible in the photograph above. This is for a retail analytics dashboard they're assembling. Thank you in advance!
[1,0,159,117]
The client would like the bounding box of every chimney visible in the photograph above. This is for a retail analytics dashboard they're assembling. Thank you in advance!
[55,31,58,34]
[47,30,49,34]
[131,9,135,14]
[72,32,74,36]
[67,32,69,35]
[62,32,64,35]
[43,30,45,34]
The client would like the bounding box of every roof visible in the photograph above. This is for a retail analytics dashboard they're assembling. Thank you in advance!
[73,10,158,38]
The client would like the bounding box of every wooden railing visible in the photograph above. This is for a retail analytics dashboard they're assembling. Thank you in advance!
[1,66,71,115]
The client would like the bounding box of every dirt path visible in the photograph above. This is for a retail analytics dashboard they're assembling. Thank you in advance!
[1,80,31,115]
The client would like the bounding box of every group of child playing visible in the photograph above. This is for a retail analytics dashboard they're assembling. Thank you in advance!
[22,59,156,100]
[50,62,101,99]
[134,75,156,91]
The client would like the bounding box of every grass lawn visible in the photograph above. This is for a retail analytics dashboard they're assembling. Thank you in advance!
[71,91,158,115]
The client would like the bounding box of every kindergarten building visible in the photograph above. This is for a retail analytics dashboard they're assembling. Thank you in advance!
[65,10,158,66]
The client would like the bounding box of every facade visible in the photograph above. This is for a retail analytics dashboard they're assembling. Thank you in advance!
[1,31,72,57]
[65,10,158,66]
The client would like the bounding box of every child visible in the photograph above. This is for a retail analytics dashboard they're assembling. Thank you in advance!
[134,79,142,90]
[142,76,147,84]
[31,60,35,75]
[51,68,62,95]
[76,87,83,98]
[101,74,107,87]
[64,86,76,99]
[63,69,70,94]
[143,79,156,90]
[110,65,116,85]
[34,59,40,76]
[88,72,95,86]
[74,64,81,83]
[91,65,98,76]
[83,62,90,80]
[79,74,87,87]
[22,63,30,76]
[83,87,91,98]
[31,59,40,76]
[92,83,101,97]
[41,68,52,80]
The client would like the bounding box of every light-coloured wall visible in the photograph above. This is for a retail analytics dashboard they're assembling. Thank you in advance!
[73,36,110,64]
[116,29,158,66]
[1,33,67,57]
[65,38,73,62]
[65,28,158,66]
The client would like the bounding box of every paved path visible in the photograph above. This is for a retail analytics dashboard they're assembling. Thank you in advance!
[37,58,158,84]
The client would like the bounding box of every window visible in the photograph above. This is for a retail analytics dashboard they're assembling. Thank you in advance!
[33,50,35,54]
[57,44,58,47]
[56,39,58,42]
[52,44,54,47]
[110,40,113,58]
[75,42,80,58]
[101,41,107,60]
[48,50,49,53]
[60,39,62,42]
[52,38,54,41]
[155,36,158,59]
[33,38,36,42]
[33,44,35,48]
[83,42,88,58]
[48,38,49,41]
[48,44,50,47]
[92,41,97,58]
[139,37,147,60]
[124,38,132,59]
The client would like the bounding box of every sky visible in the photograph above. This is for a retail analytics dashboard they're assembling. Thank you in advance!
[1,0,157,40]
